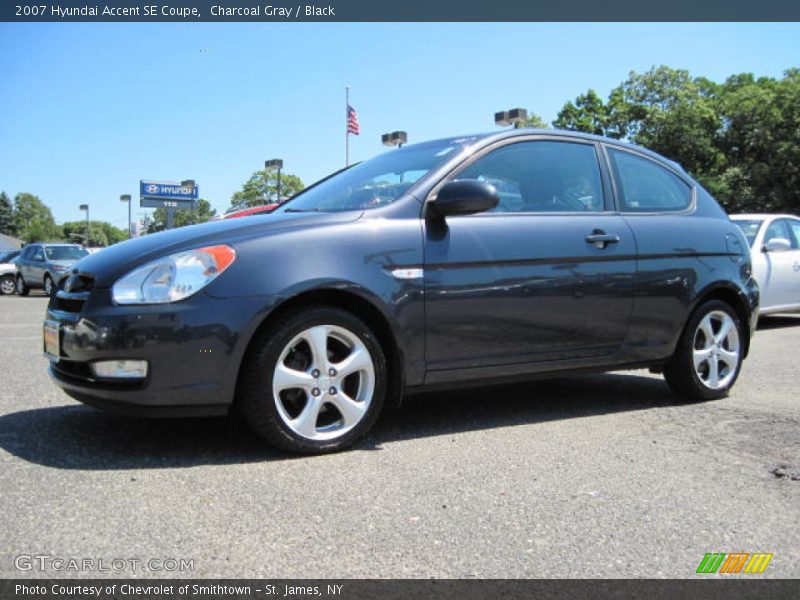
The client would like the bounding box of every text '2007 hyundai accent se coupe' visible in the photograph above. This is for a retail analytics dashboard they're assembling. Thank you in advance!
[45,129,758,454]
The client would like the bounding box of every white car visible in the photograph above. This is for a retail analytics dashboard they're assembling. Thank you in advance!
[0,250,21,295]
[731,214,800,315]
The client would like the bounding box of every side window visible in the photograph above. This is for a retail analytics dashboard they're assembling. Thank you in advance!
[763,219,795,248]
[456,140,605,213]
[21,246,33,259]
[608,148,692,212]
[786,220,800,249]
[31,247,45,261]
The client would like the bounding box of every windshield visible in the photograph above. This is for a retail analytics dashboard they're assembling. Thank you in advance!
[279,137,478,213]
[0,251,20,263]
[44,245,89,261]
[732,219,763,247]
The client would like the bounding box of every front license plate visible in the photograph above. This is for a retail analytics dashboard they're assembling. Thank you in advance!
[43,320,60,362]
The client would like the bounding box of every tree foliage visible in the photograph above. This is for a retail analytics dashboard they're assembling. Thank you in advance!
[551,66,800,214]
[13,193,60,242]
[0,192,15,236]
[62,220,127,247]
[147,198,217,233]
[229,168,305,212]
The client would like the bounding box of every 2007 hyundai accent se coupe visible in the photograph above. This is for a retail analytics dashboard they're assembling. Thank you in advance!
[45,129,758,454]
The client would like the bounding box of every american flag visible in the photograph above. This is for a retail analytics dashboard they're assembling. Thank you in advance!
[347,104,360,135]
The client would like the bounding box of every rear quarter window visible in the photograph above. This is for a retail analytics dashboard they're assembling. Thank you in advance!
[608,148,692,213]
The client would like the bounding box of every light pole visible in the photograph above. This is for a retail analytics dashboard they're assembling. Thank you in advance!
[381,131,407,148]
[180,180,196,227]
[495,108,528,129]
[265,159,283,204]
[120,194,132,238]
[79,204,89,246]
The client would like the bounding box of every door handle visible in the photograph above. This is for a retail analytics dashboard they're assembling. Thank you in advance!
[585,230,620,249]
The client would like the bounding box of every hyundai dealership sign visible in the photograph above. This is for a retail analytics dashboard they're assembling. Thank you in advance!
[140,180,198,209]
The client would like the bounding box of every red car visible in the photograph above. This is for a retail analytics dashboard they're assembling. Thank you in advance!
[216,204,279,220]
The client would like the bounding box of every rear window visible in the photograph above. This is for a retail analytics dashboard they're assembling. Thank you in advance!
[608,148,692,213]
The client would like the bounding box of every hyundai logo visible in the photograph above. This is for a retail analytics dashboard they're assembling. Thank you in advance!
[145,184,160,195]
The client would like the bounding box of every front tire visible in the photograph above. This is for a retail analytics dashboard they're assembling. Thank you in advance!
[16,275,29,296]
[0,275,15,295]
[663,299,744,401]
[238,306,387,454]
[43,274,55,297]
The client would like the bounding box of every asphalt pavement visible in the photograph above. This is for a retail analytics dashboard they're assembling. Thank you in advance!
[1,294,798,578]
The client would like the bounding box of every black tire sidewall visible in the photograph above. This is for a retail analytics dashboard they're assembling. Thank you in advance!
[240,306,387,454]
[16,276,29,296]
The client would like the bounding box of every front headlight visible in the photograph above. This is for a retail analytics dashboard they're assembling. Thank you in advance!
[111,245,236,305]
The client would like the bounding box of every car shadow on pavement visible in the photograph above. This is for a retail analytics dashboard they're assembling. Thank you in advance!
[757,315,800,330]
[0,373,686,470]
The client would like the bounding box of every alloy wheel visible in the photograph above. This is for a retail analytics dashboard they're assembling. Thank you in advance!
[0,278,15,295]
[692,310,740,390]
[272,324,376,441]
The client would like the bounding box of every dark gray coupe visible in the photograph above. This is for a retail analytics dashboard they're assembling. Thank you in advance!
[46,129,758,453]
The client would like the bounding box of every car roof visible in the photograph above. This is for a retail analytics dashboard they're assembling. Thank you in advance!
[405,128,688,174]
[730,214,799,220]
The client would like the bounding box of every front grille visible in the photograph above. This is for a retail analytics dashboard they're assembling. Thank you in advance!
[52,273,95,315]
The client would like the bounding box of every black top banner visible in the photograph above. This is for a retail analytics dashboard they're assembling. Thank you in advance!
[2,0,800,22]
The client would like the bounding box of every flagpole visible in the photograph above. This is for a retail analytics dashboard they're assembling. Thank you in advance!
[345,86,350,167]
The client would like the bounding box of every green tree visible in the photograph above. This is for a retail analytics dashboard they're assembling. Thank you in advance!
[523,112,549,129]
[606,66,723,177]
[554,89,617,137]
[0,191,15,236]
[62,220,126,247]
[713,69,800,213]
[229,168,304,212]
[13,193,60,242]
[147,198,217,233]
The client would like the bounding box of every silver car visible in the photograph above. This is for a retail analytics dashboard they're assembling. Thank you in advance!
[15,243,89,296]
[731,214,800,315]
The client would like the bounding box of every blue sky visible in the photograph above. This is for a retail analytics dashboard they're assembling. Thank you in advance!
[1,22,799,228]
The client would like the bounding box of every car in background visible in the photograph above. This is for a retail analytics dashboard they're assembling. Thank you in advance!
[15,242,90,296]
[0,250,21,295]
[215,204,279,220]
[45,129,758,454]
[731,214,800,315]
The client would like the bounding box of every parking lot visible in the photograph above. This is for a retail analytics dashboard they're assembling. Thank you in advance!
[0,294,798,578]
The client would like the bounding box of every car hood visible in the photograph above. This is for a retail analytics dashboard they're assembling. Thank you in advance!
[49,259,82,268]
[73,210,363,287]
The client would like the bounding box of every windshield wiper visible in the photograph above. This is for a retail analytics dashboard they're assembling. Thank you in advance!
[283,207,324,213]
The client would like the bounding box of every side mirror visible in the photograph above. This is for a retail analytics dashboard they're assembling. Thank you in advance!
[763,238,792,253]
[429,180,499,218]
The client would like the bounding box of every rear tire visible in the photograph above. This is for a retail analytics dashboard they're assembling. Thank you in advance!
[0,275,15,295]
[663,299,744,401]
[238,306,387,454]
[16,275,29,296]
[44,274,55,297]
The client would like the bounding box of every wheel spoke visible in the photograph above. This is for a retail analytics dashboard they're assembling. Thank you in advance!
[715,316,733,344]
[303,326,330,371]
[274,363,314,391]
[329,392,367,428]
[706,357,720,388]
[718,348,739,370]
[291,396,322,438]
[332,347,372,379]
[699,315,715,344]
[693,347,713,369]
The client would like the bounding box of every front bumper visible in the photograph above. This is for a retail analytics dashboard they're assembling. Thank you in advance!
[46,287,272,417]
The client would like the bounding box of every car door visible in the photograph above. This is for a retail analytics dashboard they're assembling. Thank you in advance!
[29,245,47,285]
[759,218,800,310]
[423,138,636,374]
[17,245,36,282]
